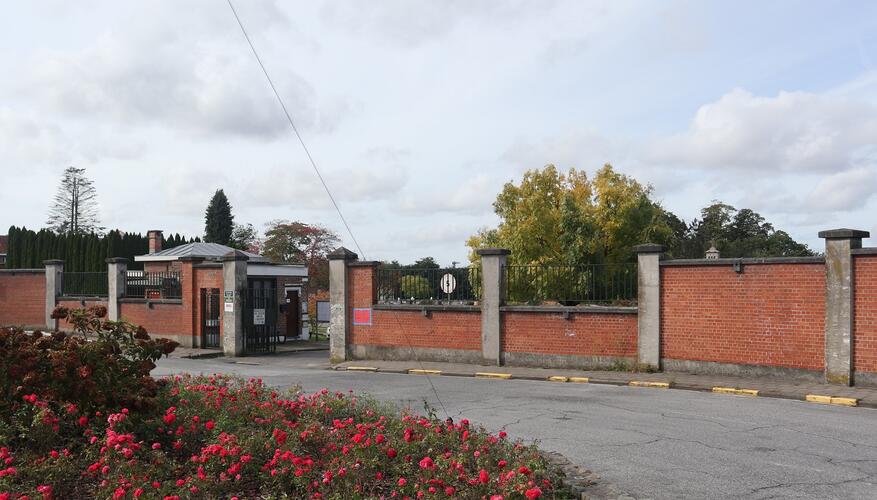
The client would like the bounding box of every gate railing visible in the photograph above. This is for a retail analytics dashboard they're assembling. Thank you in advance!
[242,287,277,353]
[504,263,637,306]
[377,267,481,304]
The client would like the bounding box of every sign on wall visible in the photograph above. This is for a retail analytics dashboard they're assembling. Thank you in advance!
[253,309,266,325]
[352,308,372,326]
[224,290,235,313]
[316,301,330,323]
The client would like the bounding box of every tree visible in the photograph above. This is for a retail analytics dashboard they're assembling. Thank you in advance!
[261,220,340,291]
[467,164,673,266]
[399,275,431,300]
[230,223,260,252]
[46,167,103,235]
[204,189,234,245]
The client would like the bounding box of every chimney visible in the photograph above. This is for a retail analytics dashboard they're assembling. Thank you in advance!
[147,230,163,254]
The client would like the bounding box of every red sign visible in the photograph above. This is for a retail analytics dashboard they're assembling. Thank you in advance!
[352,308,372,326]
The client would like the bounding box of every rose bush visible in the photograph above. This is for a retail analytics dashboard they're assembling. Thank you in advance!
[0,307,570,499]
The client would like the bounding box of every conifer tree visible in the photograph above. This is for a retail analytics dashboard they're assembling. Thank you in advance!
[204,189,234,245]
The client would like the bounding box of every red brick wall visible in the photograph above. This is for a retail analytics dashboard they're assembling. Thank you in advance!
[119,301,187,337]
[0,271,45,327]
[501,311,637,358]
[661,263,825,371]
[854,255,877,375]
[56,298,108,330]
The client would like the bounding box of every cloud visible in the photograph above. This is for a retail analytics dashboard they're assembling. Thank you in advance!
[16,2,347,141]
[804,167,877,211]
[397,173,497,216]
[648,88,877,173]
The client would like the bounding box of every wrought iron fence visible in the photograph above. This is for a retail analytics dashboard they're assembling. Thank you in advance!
[504,263,637,306]
[377,267,482,304]
[125,271,182,299]
[61,272,108,297]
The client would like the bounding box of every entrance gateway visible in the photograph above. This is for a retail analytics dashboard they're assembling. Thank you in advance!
[243,278,277,353]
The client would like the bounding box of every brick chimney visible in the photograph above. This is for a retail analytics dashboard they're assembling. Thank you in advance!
[147,230,163,254]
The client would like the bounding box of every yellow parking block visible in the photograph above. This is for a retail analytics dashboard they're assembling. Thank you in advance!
[569,377,590,383]
[735,389,759,397]
[548,376,569,382]
[713,387,759,396]
[475,372,513,380]
[346,366,378,372]
[629,381,671,389]
[805,394,832,404]
[712,387,738,394]
[829,397,858,407]
[408,369,442,375]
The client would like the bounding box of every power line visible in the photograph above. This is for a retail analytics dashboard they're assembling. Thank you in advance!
[226,0,450,419]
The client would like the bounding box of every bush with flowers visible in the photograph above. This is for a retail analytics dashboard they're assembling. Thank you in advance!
[0,307,570,499]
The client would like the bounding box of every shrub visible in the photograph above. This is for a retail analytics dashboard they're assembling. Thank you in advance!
[400,275,432,300]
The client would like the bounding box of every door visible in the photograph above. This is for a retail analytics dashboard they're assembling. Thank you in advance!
[200,288,220,348]
[286,289,300,339]
[244,279,276,354]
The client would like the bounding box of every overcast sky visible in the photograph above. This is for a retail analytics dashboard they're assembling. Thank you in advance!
[2,1,877,265]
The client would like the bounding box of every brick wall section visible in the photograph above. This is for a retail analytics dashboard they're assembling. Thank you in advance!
[661,263,825,371]
[119,302,186,337]
[501,311,637,358]
[347,265,483,351]
[854,255,877,374]
[0,271,45,327]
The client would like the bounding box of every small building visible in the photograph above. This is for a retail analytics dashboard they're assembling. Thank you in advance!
[127,230,309,349]
[0,235,7,269]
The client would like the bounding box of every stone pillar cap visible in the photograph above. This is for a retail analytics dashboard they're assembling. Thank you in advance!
[818,228,870,239]
[105,257,130,264]
[43,259,64,265]
[476,248,511,256]
[221,250,250,262]
[328,247,358,261]
[632,244,665,254]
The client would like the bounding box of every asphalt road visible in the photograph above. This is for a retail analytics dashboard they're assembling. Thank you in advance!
[155,352,877,500]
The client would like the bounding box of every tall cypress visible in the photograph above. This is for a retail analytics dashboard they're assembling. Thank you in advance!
[204,189,234,245]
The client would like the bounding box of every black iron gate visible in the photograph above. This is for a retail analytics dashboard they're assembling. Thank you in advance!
[243,284,277,354]
[200,288,220,348]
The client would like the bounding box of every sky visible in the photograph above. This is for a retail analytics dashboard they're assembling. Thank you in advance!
[1,0,877,265]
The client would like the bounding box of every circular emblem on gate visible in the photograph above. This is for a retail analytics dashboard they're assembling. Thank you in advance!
[440,273,457,294]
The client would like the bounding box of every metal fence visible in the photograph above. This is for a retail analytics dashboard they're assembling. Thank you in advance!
[377,267,482,304]
[125,271,182,299]
[61,272,108,297]
[504,263,637,306]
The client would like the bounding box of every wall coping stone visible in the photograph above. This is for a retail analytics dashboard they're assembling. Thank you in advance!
[105,257,130,264]
[348,261,381,267]
[43,260,64,265]
[373,303,481,313]
[119,298,183,305]
[818,228,870,239]
[501,304,637,315]
[328,247,358,261]
[661,256,824,266]
[632,244,664,254]
[851,247,877,256]
[476,248,511,256]
[0,269,44,274]
[57,296,108,301]
[221,250,249,262]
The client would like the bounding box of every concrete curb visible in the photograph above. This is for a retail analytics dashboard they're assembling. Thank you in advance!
[333,366,877,410]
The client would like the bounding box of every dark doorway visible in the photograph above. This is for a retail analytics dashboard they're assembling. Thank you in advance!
[243,279,277,354]
[200,288,220,348]
[286,289,300,339]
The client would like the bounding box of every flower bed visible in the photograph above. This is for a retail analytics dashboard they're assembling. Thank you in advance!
[0,308,570,499]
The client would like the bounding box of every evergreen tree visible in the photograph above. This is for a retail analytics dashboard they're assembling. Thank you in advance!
[46,167,103,235]
[204,189,234,245]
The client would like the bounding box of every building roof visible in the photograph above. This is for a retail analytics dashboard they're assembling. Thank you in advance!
[134,242,269,263]
[0,235,6,254]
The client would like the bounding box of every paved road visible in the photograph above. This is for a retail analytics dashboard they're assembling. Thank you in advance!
[155,352,877,499]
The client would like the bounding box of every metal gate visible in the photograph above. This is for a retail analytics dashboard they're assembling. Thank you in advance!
[200,288,220,348]
[243,285,277,354]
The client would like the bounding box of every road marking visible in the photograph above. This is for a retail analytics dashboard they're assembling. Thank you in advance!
[569,377,590,383]
[346,366,378,372]
[629,381,671,389]
[408,369,442,375]
[548,376,569,382]
[475,372,513,380]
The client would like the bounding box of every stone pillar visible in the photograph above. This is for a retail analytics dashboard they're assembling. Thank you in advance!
[633,244,664,370]
[819,228,869,385]
[477,248,510,366]
[327,247,358,363]
[44,260,64,331]
[106,258,128,321]
[221,250,249,357]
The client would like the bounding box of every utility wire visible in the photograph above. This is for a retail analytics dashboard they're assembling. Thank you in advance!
[227,0,450,419]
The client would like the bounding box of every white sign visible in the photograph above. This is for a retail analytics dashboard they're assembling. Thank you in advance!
[253,309,266,325]
[440,273,457,294]
[224,302,234,313]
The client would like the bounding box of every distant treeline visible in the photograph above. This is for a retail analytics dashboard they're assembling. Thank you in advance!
[5,226,199,271]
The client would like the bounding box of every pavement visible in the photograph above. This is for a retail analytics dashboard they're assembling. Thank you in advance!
[154,352,877,499]
[170,339,329,359]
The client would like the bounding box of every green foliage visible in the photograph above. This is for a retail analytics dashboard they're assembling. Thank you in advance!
[6,226,196,271]
[229,222,260,251]
[399,275,432,300]
[262,220,340,291]
[204,189,235,245]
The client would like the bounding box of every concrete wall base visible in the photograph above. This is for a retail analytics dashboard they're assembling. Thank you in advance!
[854,371,877,388]
[348,344,484,365]
[502,352,635,371]
[663,359,823,382]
